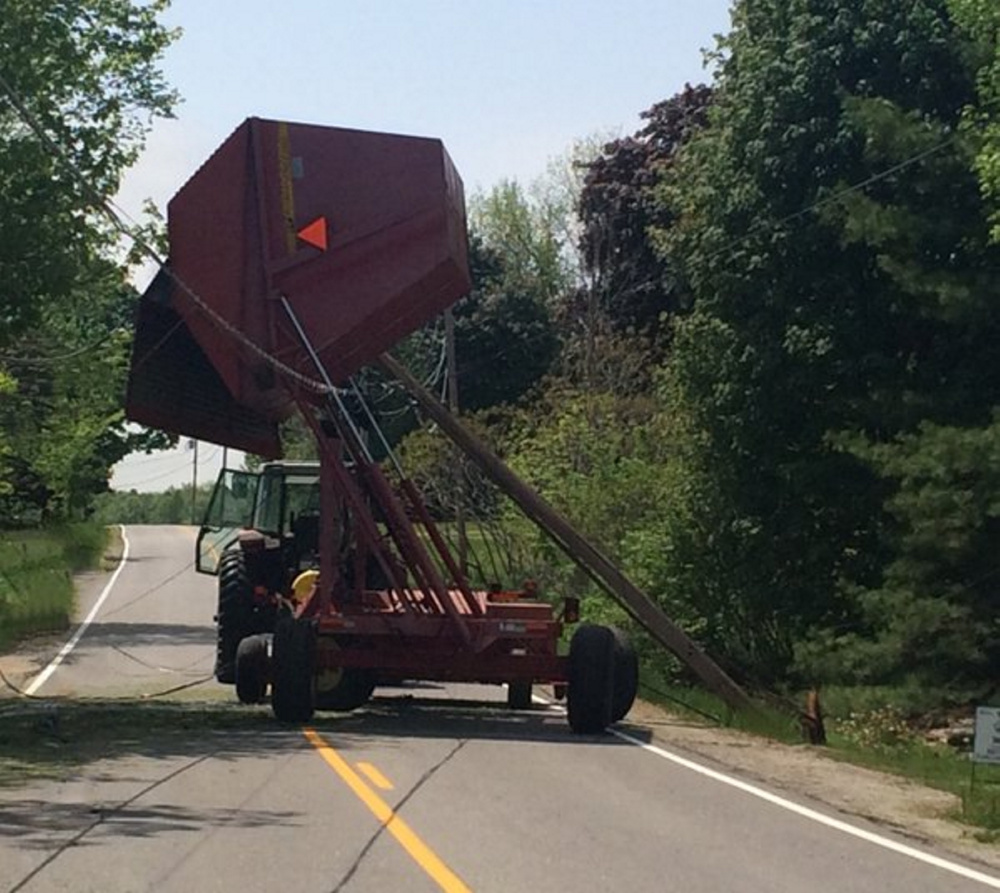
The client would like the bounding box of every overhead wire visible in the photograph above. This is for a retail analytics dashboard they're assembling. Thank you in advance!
[0,69,333,398]
[0,331,118,365]
[113,444,221,489]
[4,59,997,398]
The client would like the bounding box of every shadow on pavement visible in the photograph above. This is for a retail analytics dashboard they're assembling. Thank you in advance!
[311,692,654,747]
[0,799,302,848]
[0,699,304,791]
[78,622,216,647]
[0,691,653,792]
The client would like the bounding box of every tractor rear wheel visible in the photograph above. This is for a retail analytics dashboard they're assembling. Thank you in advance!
[610,627,638,723]
[235,634,269,704]
[215,550,251,684]
[507,681,533,710]
[567,624,615,734]
[271,615,315,723]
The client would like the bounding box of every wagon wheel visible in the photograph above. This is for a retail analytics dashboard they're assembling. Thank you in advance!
[507,681,533,710]
[610,627,638,723]
[314,666,376,712]
[271,615,315,723]
[567,624,615,734]
[235,634,269,704]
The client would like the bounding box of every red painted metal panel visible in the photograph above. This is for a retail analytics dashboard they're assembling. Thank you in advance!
[164,117,471,437]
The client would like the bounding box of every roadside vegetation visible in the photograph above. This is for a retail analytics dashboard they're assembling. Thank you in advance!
[0,4,177,648]
[91,484,214,526]
[637,680,1000,837]
[0,524,107,650]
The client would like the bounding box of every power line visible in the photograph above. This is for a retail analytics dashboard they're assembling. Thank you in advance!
[0,332,117,365]
[691,93,1000,270]
[0,69,333,398]
[114,461,194,488]
[114,444,222,489]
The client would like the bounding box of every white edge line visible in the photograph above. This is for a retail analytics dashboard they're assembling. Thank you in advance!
[534,694,1000,889]
[24,524,131,696]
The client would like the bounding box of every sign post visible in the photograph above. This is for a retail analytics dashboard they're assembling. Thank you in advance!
[974,706,1000,765]
[971,706,1000,810]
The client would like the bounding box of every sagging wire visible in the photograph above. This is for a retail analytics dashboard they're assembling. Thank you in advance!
[0,666,214,703]
[99,561,196,619]
[339,352,519,592]
[107,641,212,676]
[329,738,469,893]
[109,442,221,489]
[0,69,333,398]
[636,677,723,725]
[3,60,994,405]
[0,332,117,365]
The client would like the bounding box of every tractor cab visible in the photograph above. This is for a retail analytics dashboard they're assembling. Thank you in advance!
[196,461,321,579]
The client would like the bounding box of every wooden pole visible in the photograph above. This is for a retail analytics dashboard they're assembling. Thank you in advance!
[190,439,198,525]
[377,352,752,712]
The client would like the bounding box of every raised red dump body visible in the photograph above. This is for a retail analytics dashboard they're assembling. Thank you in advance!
[126,117,470,456]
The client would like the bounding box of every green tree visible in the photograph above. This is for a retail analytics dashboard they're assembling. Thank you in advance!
[949,0,1000,240]
[0,0,177,338]
[469,180,569,306]
[799,418,1000,688]
[451,234,559,412]
[0,1,177,521]
[579,84,712,334]
[654,0,994,684]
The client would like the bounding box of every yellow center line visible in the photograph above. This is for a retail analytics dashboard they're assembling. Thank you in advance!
[303,728,471,893]
[356,761,395,791]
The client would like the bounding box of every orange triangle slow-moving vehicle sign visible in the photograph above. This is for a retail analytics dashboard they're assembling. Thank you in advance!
[297,216,328,251]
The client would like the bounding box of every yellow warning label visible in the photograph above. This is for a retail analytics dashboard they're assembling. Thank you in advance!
[277,123,297,254]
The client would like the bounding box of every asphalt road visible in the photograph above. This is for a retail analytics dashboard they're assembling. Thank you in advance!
[1,525,998,893]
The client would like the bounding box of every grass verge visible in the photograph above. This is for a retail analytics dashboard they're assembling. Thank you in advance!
[0,523,109,650]
[826,718,1000,837]
[638,674,1000,836]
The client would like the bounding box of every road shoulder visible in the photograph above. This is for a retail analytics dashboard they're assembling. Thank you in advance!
[619,697,1000,873]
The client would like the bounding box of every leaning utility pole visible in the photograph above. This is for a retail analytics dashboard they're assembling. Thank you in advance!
[378,351,752,713]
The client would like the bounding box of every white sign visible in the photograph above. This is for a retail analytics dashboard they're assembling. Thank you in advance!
[974,706,1000,764]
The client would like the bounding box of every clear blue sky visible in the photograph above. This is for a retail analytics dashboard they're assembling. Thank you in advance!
[111,0,733,492]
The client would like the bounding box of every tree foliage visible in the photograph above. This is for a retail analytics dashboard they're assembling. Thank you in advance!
[578,84,712,334]
[0,0,177,524]
[498,0,1000,695]
[949,0,1000,241]
[646,0,1000,686]
[451,234,559,412]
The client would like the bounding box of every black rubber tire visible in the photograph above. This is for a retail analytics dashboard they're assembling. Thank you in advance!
[507,681,533,710]
[215,550,251,684]
[567,623,615,734]
[314,667,376,712]
[610,627,639,723]
[235,634,269,704]
[271,615,315,723]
